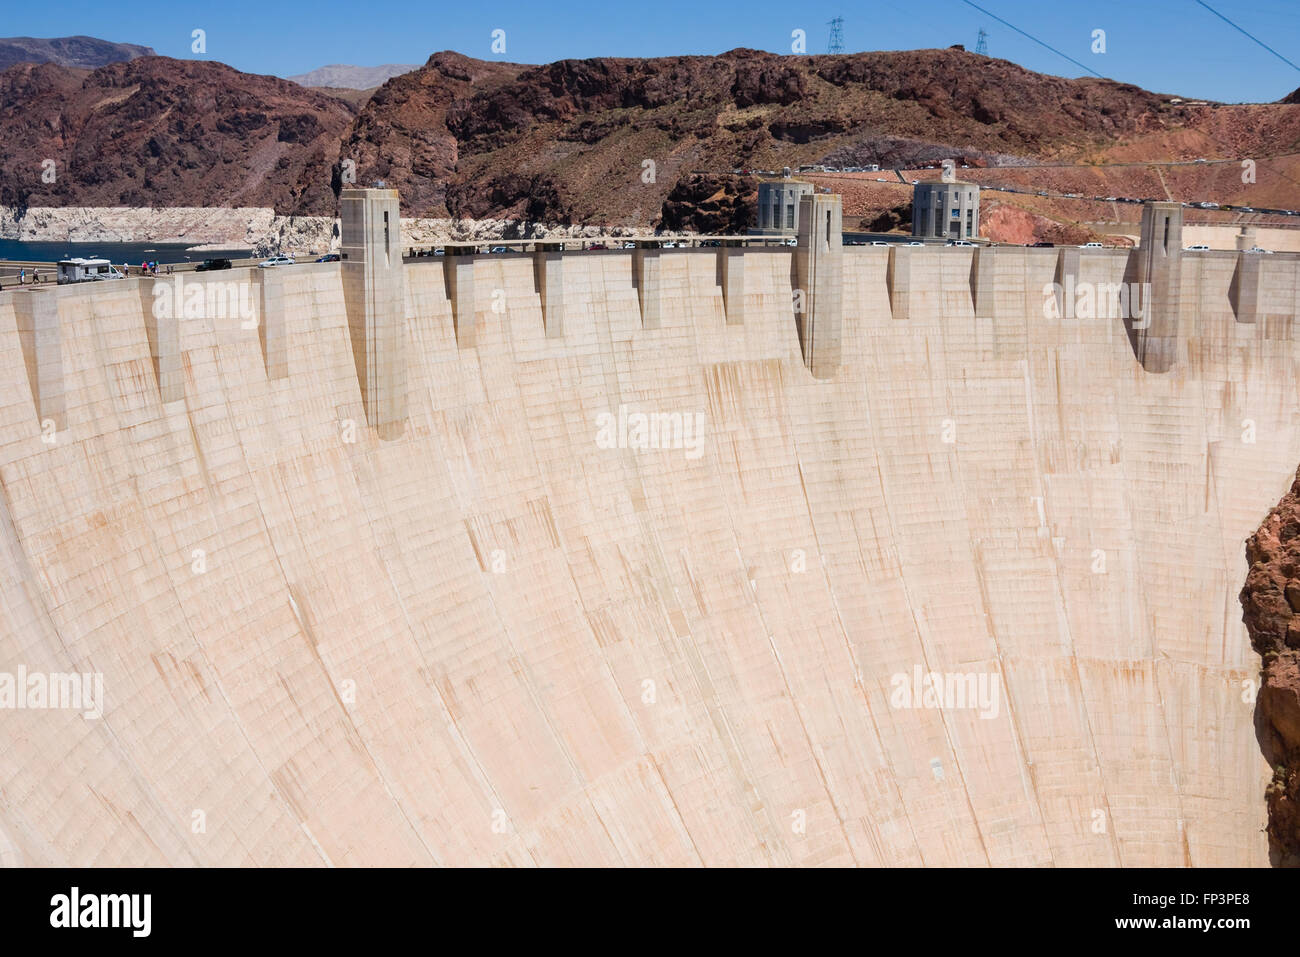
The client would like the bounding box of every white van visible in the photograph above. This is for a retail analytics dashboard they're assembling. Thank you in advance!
[57,258,125,284]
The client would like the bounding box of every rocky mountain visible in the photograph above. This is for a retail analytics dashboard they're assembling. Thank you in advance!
[339,47,1300,228]
[337,52,527,217]
[1240,470,1300,867]
[1,46,1298,233]
[0,57,354,214]
[0,35,153,70]
[288,63,419,89]
[372,45,1159,223]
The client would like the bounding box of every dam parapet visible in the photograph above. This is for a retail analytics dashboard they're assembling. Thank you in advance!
[8,190,1300,445]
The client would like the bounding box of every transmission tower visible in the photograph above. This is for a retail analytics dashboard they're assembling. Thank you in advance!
[975,28,988,56]
[827,17,845,55]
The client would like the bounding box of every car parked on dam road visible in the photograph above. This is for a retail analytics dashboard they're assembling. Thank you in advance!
[195,258,233,271]
[258,255,295,268]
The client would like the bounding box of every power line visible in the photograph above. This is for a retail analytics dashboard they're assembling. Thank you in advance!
[1193,0,1300,73]
[975,28,988,56]
[956,0,1103,77]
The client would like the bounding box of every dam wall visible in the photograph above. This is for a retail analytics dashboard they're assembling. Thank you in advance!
[0,235,1298,866]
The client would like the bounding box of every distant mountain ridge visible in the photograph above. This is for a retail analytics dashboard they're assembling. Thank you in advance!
[288,63,418,89]
[0,35,153,70]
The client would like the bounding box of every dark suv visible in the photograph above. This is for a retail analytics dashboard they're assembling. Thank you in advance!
[195,258,233,271]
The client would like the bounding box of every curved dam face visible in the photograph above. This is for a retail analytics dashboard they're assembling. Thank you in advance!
[1,227,1298,865]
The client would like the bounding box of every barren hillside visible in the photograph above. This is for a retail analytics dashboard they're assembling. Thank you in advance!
[1,46,1297,236]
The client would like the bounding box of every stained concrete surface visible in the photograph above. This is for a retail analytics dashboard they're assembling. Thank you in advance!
[0,244,1297,865]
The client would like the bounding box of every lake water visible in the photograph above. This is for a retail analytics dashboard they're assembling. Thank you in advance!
[0,239,253,265]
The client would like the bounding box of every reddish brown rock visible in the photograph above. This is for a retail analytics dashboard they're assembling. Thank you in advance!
[1240,467,1300,866]
[0,57,354,214]
[3,46,1300,234]
[657,173,756,233]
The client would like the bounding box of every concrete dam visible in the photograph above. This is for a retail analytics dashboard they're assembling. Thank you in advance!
[2,188,1299,866]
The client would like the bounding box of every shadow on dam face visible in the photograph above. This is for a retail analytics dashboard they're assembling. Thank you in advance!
[1,194,1299,865]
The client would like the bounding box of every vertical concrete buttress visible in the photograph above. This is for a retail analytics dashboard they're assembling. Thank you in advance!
[969,246,999,319]
[138,278,183,404]
[341,187,407,437]
[719,240,745,325]
[1054,247,1081,319]
[794,193,843,378]
[533,243,564,338]
[1132,202,1183,373]
[886,245,912,321]
[257,267,289,379]
[444,245,476,348]
[13,290,66,431]
[1230,250,1263,324]
[633,244,661,329]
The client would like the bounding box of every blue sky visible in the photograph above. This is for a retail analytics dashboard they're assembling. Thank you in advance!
[14,0,1300,103]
